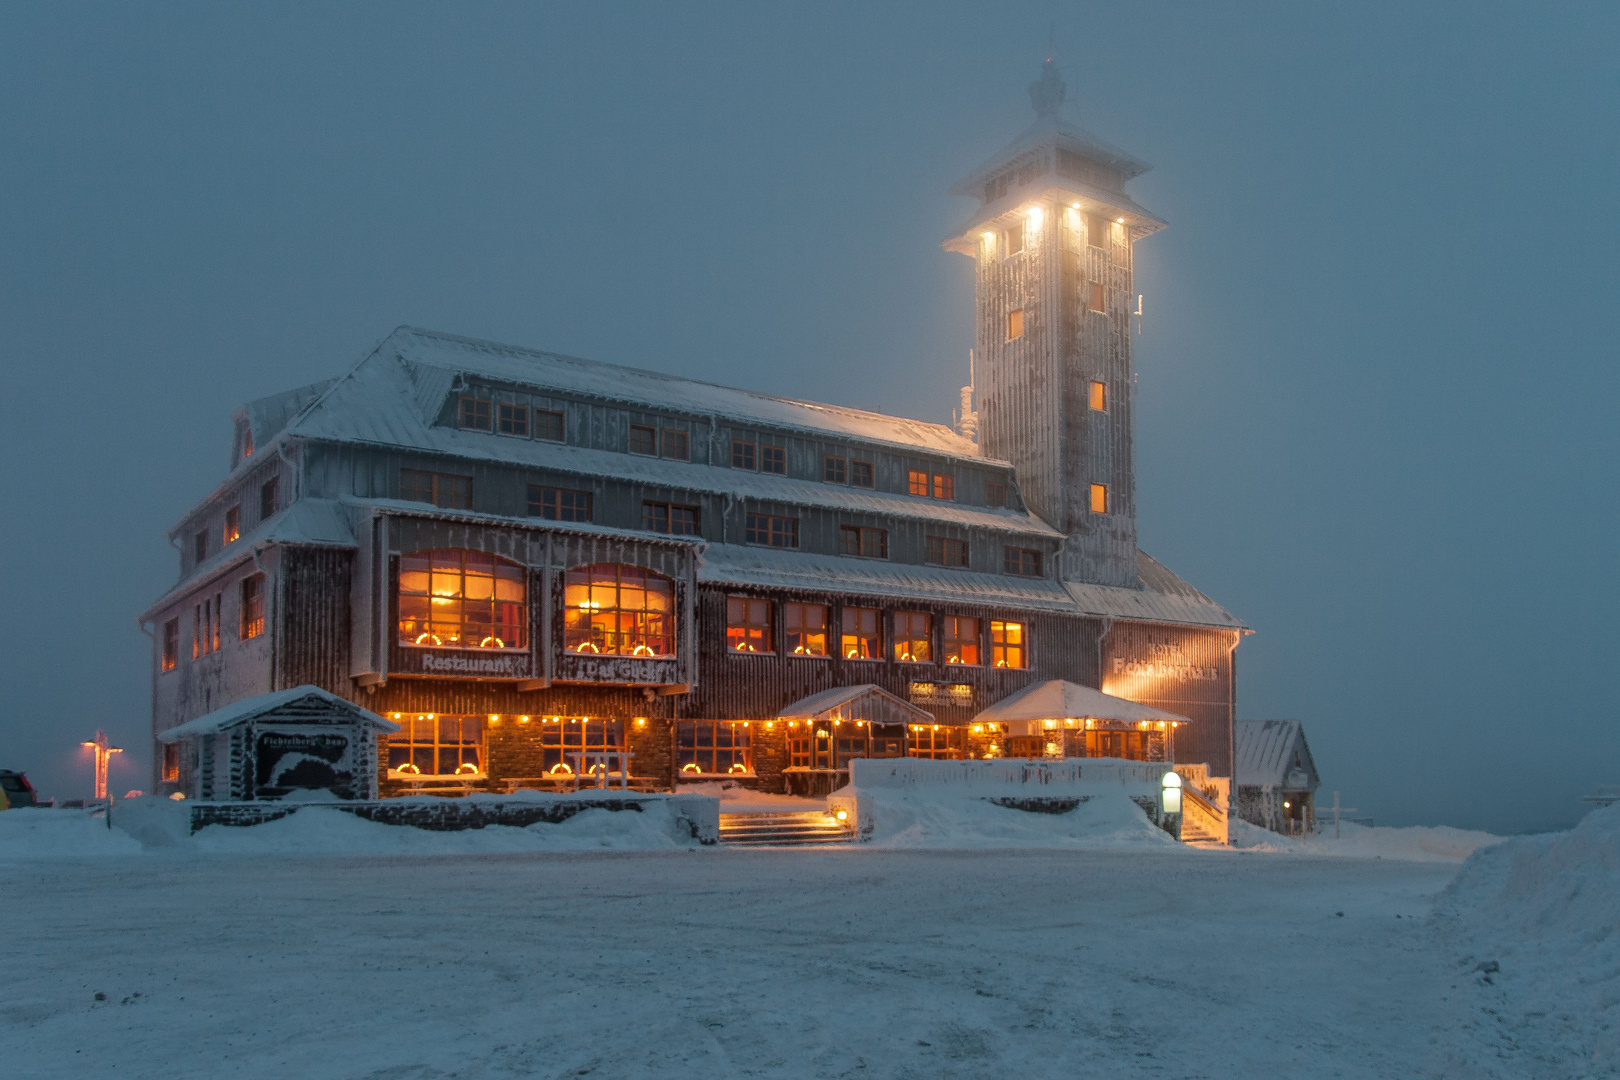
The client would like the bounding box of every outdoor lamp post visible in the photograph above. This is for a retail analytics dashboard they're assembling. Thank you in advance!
[1161,770,1182,815]
[81,730,122,802]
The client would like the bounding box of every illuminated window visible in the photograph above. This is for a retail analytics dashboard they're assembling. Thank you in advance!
[908,470,929,496]
[1007,308,1025,340]
[387,715,485,777]
[1004,547,1043,577]
[991,620,1027,669]
[628,424,657,456]
[932,474,955,500]
[726,597,774,654]
[563,563,674,657]
[1089,282,1105,313]
[259,477,278,520]
[194,529,207,565]
[161,742,179,783]
[223,506,240,545]
[1089,380,1107,411]
[760,444,786,475]
[745,513,797,548]
[240,423,254,459]
[193,593,221,658]
[1090,483,1109,514]
[850,460,874,487]
[539,719,624,775]
[400,469,472,510]
[926,536,969,568]
[841,607,881,660]
[1003,221,1024,255]
[528,485,592,522]
[894,611,932,663]
[661,429,690,460]
[643,502,699,535]
[824,455,847,483]
[240,574,265,640]
[161,618,179,672]
[785,602,828,656]
[536,409,565,442]
[497,402,528,437]
[840,526,887,559]
[986,481,1006,508]
[944,615,980,665]
[678,721,752,777]
[731,440,756,470]
[458,395,491,431]
[908,725,962,760]
[1085,212,1108,249]
[398,549,527,651]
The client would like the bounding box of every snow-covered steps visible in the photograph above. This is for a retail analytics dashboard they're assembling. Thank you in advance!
[719,811,855,847]
[1180,819,1228,849]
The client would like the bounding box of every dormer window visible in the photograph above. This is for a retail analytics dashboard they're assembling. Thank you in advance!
[223,507,240,546]
[194,530,208,565]
[240,424,254,459]
[496,403,528,437]
[458,394,492,431]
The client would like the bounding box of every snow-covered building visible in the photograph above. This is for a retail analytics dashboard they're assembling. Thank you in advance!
[1235,720,1319,834]
[138,60,1246,799]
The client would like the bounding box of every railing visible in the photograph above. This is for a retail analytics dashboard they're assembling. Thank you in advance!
[1177,774,1230,845]
[849,757,1175,791]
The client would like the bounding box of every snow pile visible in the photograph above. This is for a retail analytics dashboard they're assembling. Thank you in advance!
[860,787,1181,850]
[0,807,143,858]
[1231,818,1502,862]
[682,780,826,815]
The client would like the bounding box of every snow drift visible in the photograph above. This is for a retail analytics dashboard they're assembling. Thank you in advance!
[858,786,1182,850]
[1230,818,1502,862]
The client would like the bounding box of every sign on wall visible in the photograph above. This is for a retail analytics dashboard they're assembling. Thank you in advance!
[254,726,361,800]
[907,682,975,707]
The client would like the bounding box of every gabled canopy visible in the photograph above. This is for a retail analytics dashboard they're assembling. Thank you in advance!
[776,684,933,728]
[158,686,398,741]
[973,680,1189,727]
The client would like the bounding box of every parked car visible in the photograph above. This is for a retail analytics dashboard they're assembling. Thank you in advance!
[0,770,38,809]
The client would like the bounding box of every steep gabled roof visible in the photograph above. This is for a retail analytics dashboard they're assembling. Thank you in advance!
[157,686,398,740]
[1235,720,1319,790]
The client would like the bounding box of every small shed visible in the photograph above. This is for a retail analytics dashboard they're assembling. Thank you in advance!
[1234,719,1319,834]
[158,686,399,802]
[972,680,1190,761]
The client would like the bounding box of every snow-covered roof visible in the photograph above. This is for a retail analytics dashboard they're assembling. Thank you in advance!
[241,379,336,448]
[158,686,398,740]
[1064,553,1247,630]
[776,685,933,726]
[1234,720,1319,791]
[972,680,1189,726]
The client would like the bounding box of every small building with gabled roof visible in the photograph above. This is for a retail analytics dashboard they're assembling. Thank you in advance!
[1234,720,1320,834]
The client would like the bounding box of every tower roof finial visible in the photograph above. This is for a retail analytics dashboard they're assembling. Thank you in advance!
[1028,48,1065,121]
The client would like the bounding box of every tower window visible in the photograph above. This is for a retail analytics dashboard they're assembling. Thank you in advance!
[1089,283,1105,313]
[1007,308,1025,340]
[1090,483,1109,514]
[1089,380,1107,411]
[731,440,756,470]
[260,477,279,520]
[1085,212,1108,249]
[240,573,265,640]
[628,425,657,456]
[1003,221,1024,255]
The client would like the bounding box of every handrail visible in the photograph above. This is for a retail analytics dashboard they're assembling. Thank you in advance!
[1181,783,1226,819]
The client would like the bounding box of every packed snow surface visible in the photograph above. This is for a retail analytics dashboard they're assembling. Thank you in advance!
[1231,818,1503,862]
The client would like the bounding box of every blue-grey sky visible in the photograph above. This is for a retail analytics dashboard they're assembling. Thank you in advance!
[2,3,1614,833]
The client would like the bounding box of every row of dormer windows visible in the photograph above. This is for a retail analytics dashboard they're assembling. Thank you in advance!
[190,476,280,567]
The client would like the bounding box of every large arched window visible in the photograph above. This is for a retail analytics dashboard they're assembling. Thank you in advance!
[564,564,674,657]
[398,549,527,650]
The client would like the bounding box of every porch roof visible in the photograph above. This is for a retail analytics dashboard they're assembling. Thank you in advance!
[972,680,1190,727]
[776,684,934,727]
[158,686,399,741]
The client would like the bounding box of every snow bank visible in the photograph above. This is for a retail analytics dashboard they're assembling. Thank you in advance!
[0,807,144,858]
[1231,818,1502,862]
[860,787,1181,850]
[682,780,826,815]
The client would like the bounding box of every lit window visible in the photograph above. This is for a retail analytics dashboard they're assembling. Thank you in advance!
[908,470,929,496]
[161,618,179,672]
[850,460,874,487]
[944,615,980,666]
[563,563,674,657]
[162,742,179,783]
[1089,380,1107,411]
[1003,220,1024,255]
[824,456,847,483]
[194,530,207,565]
[400,469,472,510]
[223,506,240,546]
[840,526,887,559]
[1007,308,1025,340]
[497,402,529,437]
[908,726,961,760]
[193,593,221,658]
[745,513,797,548]
[1089,282,1105,313]
[785,602,828,656]
[538,718,624,775]
[259,477,279,520]
[841,607,880,660]
[1004,547,1043,577]
[240,574,265,640]
[760,444,786,475]
[1090,483,1109,514]
[926,536,969,568]
[661,429,690,460]
[643,502,699,535]
[387,715,485,778]
[986,481,1006,508]
[240,423,254,459]
[535,409,565,442]
[458,395,491,431]
[932,474,954,500]
[894,611,932,663]
[678,721,752,777]
[991,620,1027,669]
[731,440,756,470]
[528,485,592,523]
[398,549,527,651]
[726,597,773,653]
[628,425,657,456]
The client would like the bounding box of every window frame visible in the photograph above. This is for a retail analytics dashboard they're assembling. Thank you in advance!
[759,444,786,475]
[397,549,528,652]
[536,718,625,777]
[1004,547,1044,578]
[386,714,487,778]
[240,573,266,641]
[725,596,774,655]
[784,601,829,657]
[660,428,690,461]
[642,501,700,536]
[400,469,473,510]
[259,477,279,520]
[986,481,1006,508]
[731,439,756,470]
[527,485,593,523]
[1088,380,1108,412]
[1085,212,1109,250]
[839,525,888,560]
[496,401,529,438]
[850,459,874,488]
[194,529,207,565]
[1007,308,1025,340]
[458,394,492,431]
[1088,282,1106,313]
[1090,483,1109,514]
[932,474,955,501]
[161,618,179,672]
[991,620,1028,669]
[840,606,881,661]
[677,720,754,778]
[943,615,981,666]
[535,409,566,442]
[628,424,658,456]
[893,611,933,664]
[563,563,676,658]
[926,536,969,568]
[222,506,240,546]
[744,513,797,548]
[823,455,847,484]
[908,470,929,497]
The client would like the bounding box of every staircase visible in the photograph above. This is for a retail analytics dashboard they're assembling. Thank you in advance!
[719,811,855,847]
[1180,817,1227,849]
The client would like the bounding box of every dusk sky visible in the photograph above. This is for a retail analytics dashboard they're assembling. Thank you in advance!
[2,3,1615,833]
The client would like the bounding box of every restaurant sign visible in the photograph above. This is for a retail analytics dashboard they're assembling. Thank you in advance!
[907,682,975,707]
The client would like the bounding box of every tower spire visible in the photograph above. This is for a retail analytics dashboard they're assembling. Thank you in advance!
[1028,50,1065,120]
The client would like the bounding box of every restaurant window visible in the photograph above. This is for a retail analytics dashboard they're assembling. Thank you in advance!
[660,429,690,460]
[788,728,813,769]
[909,725,960,760]
[497,402,529,437]
[628,424,657,456]
[726,597,773,654]
[932,474,954,500]
[894,611,932,663]
[840,526,887,559]
[785,602,828,656]
[760,444,786,475]
[991,620,1027,669]
[1004,547,1043,577]
[841,607,880,660]
[194,529,207,565]
[458,394,492,431]
[161,618,179,672]
[678,721,752,777]
[400,469,473,510]
[536,409,566,442]
[1090,483,1109,514]
[259,476,279,520]
[539,718,625,776]
[824,455,847,483]
[744,513,797,548]
[1088,282,1106,313]
[528,485,592,522]
[850,460,874,488]
[563,563,674,657]
[1089,380,1108,411]
[223,506,240,545]
[944,615,980,666]
[986,481,1006,508]
[398,549,527,651]
[161,742,180,783]
[240,574,265,640]
[643,502,699,535]
[908,470,928,496]
[387,714,484,777]
[1007,308,1025,340]
[926,536,968,568]
[731,439,756,470]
